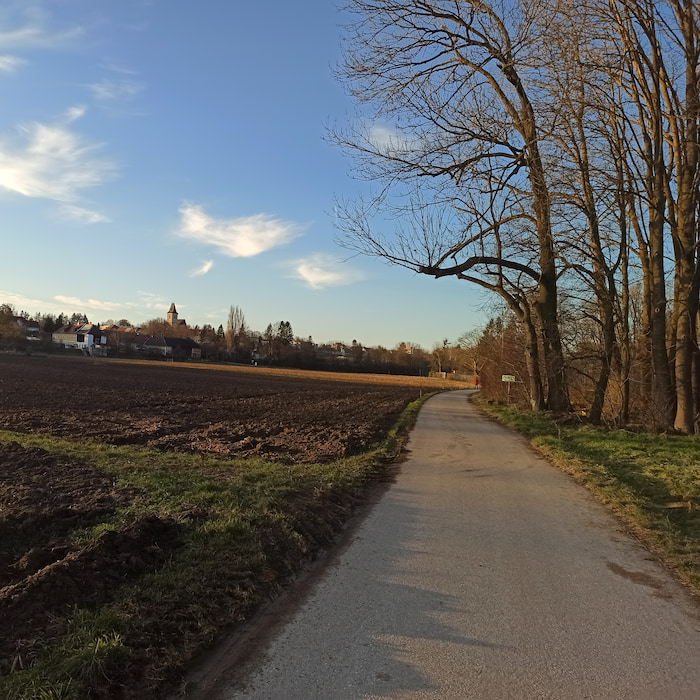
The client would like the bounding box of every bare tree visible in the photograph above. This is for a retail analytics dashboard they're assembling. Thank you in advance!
[536,0,630,424]
[597,0,700,432]
[334,0,700,427]
[333,0,570,411]
[457,328,489,383]
[0,303,24,347]
[140,318,191,338]
[662,0,700,432]
[226,305,248,360]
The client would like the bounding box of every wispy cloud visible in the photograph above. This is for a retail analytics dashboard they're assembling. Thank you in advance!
[54,295,122,312]
[368,124,399,149]
[57,204,110,225]
[367,123,416,157]
[0,290,55,314]
[0,290,174,321]
[292,253,365,289]
[0,9,85,77]
[177,204,300,258]
[0,14,84,49]
[0,290,124,316]
[131,292,168,311]
[0,54,26,73]
[89,79,144,102]
[102,63,138,76]
[191,260,213,277]
[0,109,116,201]
[64,105,87,123]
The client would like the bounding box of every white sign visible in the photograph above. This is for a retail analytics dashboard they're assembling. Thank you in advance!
[501,374,516,382]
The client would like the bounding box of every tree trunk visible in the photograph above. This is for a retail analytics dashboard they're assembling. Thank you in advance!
[649,217,675,427]
[522,106,569,413]
[589,301,616,424]
[522,308,545,411]
[671,0,700,433]
[617,203,631,427]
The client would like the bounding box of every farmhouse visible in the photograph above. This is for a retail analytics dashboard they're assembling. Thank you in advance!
[133,335,201,360]
[52,323,105,350]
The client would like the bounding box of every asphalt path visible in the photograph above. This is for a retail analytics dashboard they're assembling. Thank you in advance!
[188,390,700,699]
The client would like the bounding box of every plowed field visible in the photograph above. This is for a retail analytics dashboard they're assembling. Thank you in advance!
[0,355,421,463]
[0,355,426,696]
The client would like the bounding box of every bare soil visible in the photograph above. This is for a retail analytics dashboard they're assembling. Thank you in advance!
[0,355,420,463]
[0,355,422,690]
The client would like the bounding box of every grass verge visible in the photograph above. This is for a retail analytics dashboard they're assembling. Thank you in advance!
[0,393,432,700]
[473,396,700,598]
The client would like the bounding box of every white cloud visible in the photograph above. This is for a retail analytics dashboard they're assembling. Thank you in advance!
[0,112,116,201]
[0,290,177,322]
[367,123,416,154]
[0,290,54,313]
[177,204,300,258]
[191,260,214,277]
[54,295,122,312]
[0,14,84,49]
[89,79,144,102]
[0,290,124,316]
[102,63,138,76]
[292,253,365,289]
[130,292,169,311]
[57,204,110,225]
[64,105,87,123]
[0,54,26,73]
[368,124,400,149]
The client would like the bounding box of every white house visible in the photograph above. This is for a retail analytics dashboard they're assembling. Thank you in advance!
[52,323,105,350]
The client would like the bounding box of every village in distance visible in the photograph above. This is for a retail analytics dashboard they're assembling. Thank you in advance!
[0,301,479,383]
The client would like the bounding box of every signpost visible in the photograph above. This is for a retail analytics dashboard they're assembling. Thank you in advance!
[502,374,516,402]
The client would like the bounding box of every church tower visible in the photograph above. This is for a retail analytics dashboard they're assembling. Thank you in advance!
[167,303,178,326]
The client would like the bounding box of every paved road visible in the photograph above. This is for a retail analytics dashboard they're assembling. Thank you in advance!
[190,390,700,699]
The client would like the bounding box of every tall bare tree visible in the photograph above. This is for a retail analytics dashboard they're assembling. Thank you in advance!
[334,0,570,411]
[598,0,700,431]
[226,305,248,360]
[663,0,700,432]
[538,0,630,424]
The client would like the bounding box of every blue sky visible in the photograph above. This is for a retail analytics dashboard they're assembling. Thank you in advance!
[0,0,487,349]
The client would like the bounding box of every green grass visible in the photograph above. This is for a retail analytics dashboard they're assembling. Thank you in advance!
[0,393,431,699]
[474,397,700,597]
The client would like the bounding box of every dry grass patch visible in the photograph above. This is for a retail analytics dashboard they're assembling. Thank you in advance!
[103,357,471,389]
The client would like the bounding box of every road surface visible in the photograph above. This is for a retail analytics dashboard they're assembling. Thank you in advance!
[186,390,700,699]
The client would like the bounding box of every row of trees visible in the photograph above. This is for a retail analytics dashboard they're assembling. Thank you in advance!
[223,305,445,374]
[6,309,92,333]
[333,0,700,432]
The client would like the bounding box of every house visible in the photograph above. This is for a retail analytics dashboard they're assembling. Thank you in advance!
[52,323,105,350]
[316,342,349,361]
[134,336,201,360]
[13,316,41,341]
[100,325,140,355]
[100,323,140,333]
